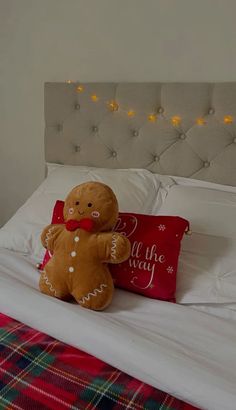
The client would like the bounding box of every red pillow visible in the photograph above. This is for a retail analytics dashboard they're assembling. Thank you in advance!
[39,200,65,270]
[39,201,189,302]
[111,213,189,302]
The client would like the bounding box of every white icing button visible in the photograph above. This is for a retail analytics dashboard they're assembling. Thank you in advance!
[71,251,76,257]
[74,236,80,242]
[69,266,74,272]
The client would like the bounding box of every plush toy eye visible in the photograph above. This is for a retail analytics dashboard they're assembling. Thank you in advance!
[75,201,80,205]
[87,203,92,207]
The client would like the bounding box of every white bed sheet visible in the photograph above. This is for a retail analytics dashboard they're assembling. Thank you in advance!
[0,248,236,410]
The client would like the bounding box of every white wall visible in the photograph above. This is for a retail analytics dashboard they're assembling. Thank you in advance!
[1,0,236,225]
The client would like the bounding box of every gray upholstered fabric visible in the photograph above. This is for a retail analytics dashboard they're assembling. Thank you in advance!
[45,83,236,186]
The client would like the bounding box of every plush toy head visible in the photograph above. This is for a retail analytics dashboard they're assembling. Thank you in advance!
[39,181,131,310]
[63,181,119,232]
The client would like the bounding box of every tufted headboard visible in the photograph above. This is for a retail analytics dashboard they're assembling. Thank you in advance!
[45,82,236,186]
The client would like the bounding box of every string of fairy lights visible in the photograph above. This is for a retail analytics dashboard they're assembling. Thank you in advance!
[66,81,234,126]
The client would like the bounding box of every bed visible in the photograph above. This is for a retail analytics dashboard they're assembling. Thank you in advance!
[1,82,236,410]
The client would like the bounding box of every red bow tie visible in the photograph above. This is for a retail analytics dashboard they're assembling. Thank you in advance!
[65,218,94,232]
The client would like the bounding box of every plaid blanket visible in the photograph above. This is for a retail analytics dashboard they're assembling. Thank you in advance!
[0,313,200,410]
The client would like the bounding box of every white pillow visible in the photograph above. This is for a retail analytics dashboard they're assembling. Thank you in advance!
[158,184,236,304]
[0,165,162,261]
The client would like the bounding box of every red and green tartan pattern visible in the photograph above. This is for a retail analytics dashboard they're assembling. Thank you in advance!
[0,313,200,410]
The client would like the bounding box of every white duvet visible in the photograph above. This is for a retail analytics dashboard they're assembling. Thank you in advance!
[1,166,236,410]
[1,248,236,410]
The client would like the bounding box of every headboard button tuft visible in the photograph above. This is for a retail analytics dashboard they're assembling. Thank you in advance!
[132,130,139,137]
[158,107,164,114]
[74,103,80,110]
[92,126,98,133]
[233,137,236,143]
[179,134,186,140]
[204,161,210,168]
[208,108,215,115]
[112,151,117,158]
[153,155,159,162]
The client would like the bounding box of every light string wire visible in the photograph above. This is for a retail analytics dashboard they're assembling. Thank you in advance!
[65,81,234,126]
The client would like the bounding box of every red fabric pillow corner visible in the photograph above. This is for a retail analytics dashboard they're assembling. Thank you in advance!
[39,201,189,303]
[38,200,65,270]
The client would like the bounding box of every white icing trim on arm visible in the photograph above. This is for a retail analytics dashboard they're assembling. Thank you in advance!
[45,226,55,248]
[111,235,117,260]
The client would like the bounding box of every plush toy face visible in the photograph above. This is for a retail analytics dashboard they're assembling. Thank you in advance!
[63,181,119,232]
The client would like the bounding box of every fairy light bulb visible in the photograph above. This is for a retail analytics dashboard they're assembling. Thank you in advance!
[91,94,99,102]
[171,116,181,126]
[107,100,119,112]
[196,117,206,125]
[76,85,84,93]
[66,80,73,84]
[148,114,157,123]
[224,115,233,124]
[127,110,135,117]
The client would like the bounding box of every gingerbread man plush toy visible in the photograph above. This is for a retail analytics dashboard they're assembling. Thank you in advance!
[39,182,131,310]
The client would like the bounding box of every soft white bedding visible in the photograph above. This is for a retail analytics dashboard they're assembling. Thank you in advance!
[0,166,162,260]
[1,166,236,409]
[0,248,236,410]
[157,180,236,304]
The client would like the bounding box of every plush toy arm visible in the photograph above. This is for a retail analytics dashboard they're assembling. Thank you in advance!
[41,224,63,252]
[97,232,131,264]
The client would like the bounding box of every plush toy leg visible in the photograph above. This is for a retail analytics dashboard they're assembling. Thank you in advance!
[72,278,114,311]
[39,270,70,300]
